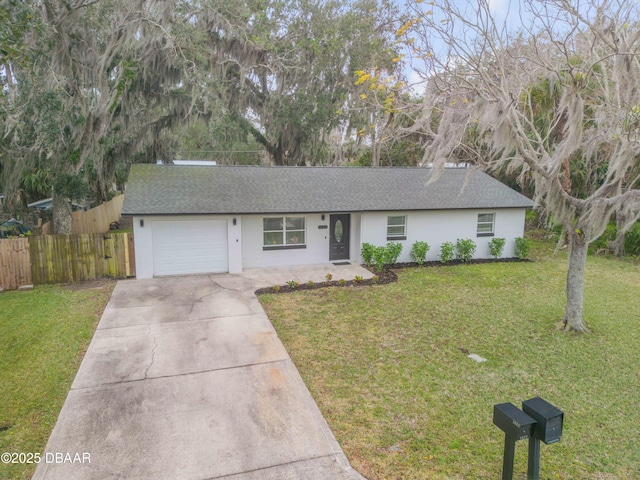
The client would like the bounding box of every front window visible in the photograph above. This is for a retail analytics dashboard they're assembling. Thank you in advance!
[263,216,306,249]
[477,213,495,236]
[387,215,407,240]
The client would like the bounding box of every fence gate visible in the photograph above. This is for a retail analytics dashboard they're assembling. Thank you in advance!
[0,238,32,290]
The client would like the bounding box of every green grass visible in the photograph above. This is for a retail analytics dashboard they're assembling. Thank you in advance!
[260,242,640,479]
[0,282,114,480]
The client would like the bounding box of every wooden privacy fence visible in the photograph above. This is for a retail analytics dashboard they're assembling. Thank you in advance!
[41,194,125,235]
[0,238,32,290]
[0,232,135,290]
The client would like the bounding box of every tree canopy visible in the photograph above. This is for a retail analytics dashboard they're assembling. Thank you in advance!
[1,0,200,232]
[402,0,640,332]
[191,0,402,165]
[0,0,403,229]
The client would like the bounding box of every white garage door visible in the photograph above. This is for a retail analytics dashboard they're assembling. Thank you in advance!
[152,219,228,276]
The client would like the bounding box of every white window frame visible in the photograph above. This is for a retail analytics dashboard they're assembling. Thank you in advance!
[263,216,306,250]
[477,213,495,237]
[387,215,407,240]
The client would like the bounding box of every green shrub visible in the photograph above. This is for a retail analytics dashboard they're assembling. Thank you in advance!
[455,239,476,262]
[286,280,299,289]
[590,223,616,253]
[440,242,455,263]
[361,243,375,266]
[371,242,403,272]
[624,222,640,256]
[385,242,403,265]
[589,221,640,256]
[524,209,540,229]
[514,237,532,259]
[371,246,386,272]
[410,241,430,265]
[488,237,506,259]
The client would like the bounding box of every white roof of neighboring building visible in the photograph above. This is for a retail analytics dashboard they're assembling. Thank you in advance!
[28,198,85,209]
[156,160,218,166]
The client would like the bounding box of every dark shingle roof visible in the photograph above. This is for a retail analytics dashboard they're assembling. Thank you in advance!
[122,164,534,215]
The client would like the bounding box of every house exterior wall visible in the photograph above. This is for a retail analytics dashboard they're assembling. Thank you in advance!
[131,208,526,278]
[240,213,362,268]
[132,215,242,279]
[359,208,527,262]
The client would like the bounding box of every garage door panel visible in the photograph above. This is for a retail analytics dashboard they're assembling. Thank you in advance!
[152,220,228,276]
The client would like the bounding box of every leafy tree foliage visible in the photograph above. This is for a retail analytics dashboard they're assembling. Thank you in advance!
[193,0,402,165]
[1,0,404,232]
[1,0,201,232]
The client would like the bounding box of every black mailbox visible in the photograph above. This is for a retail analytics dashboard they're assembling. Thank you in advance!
[493,402,537,441]
[522,396,563,445]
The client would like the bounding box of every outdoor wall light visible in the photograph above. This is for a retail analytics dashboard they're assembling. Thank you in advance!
[140,219,144,228]
[321,214,325,221]
[233,218,237,226]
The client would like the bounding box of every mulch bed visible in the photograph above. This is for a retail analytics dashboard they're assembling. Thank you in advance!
[255,269,397,295]
[255,257,530,295]
[387,257,531,269]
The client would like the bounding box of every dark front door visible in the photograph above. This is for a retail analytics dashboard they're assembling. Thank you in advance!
[329,214,350,261]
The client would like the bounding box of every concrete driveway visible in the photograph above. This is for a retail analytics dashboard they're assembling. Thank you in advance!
[33,264,371,480]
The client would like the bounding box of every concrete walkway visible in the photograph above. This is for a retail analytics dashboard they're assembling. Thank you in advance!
[34,264,372,480]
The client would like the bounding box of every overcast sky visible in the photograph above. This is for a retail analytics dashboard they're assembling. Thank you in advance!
[398,0,524,93]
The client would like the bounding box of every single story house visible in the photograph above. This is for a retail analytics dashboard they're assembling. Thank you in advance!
[122,164,534,279]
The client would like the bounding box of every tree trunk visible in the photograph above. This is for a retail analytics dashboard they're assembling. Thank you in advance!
[370,129,380,167]
[52,191,73,234]
[562,231,589,333]
[612,210,626,257]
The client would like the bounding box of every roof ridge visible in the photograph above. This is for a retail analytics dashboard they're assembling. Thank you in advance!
[135,164,464,171]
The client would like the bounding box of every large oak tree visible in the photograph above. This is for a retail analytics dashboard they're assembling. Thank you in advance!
[1,0,403,231]
[1,0,203,232]
[193,0,402,165]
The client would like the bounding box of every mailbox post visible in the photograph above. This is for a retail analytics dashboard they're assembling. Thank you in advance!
[493,403,537,480]
[522,396,564,480]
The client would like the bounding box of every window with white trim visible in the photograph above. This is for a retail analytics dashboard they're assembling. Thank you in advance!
[263,216,306,249]
[387,215,407,240]
[477,213,495,236]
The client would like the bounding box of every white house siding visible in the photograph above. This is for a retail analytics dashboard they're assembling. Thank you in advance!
[131,209,526,278]
[132,215,242,279]
[241,213,362,268]
[359,208,527,263]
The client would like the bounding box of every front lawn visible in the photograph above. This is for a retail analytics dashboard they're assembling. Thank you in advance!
[0,282,114,480]
[260,243,640,479]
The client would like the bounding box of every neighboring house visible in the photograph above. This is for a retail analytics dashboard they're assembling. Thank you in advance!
[122,164,534,279]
